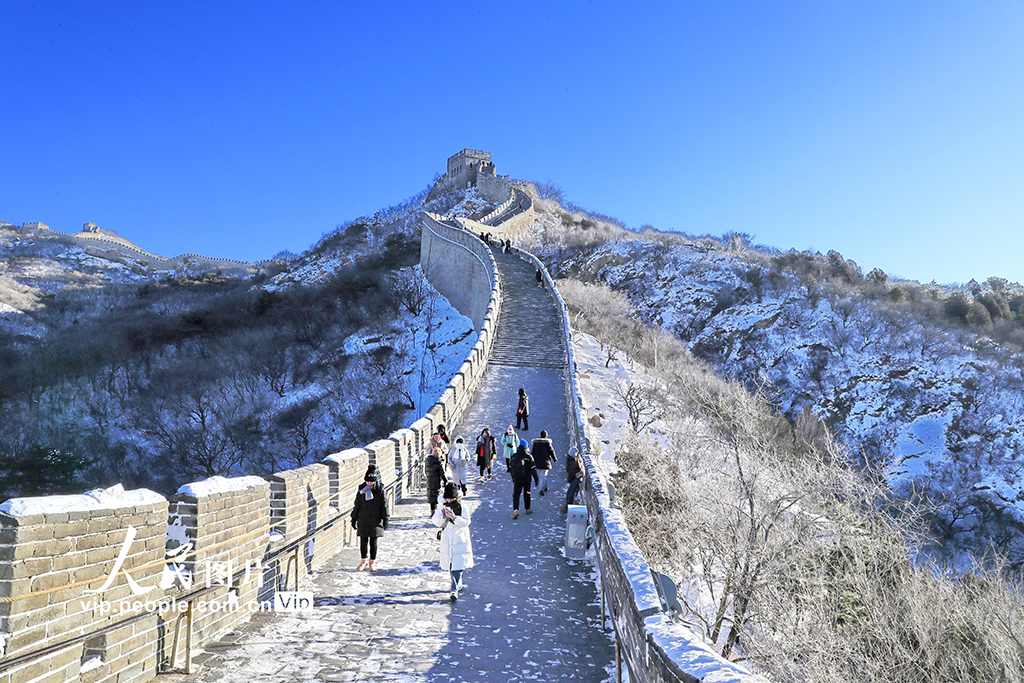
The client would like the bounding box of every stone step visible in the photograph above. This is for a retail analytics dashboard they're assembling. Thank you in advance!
[487,249,568,370]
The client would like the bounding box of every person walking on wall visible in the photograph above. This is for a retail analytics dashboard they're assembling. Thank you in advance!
[509,440,539,519]
[430,424,450,459]
[530,430,557,496]
[425,446,448,515]
[432,482,474,601]
[476,427,496,481]
[351,466,389,571]
[500,425,518,474]
[515,388,530,431]
[449,435,471,496]
[562,448,585,514]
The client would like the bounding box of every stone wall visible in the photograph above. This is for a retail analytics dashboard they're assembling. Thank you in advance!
[516,247,765,682]
[0,213,502,683]
[420,212,500,330]
[164,477,270,661]
[0,488,167,683]
[474,172,512,204]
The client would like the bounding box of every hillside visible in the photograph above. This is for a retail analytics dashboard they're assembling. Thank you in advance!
[0,190,487,499]
[510,193,1024,559]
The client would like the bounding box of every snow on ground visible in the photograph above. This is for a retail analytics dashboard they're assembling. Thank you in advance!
[573,331,674,472]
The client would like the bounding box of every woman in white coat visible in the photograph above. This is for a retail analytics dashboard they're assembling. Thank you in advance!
[432,482,474,601]
[447,436,471,496]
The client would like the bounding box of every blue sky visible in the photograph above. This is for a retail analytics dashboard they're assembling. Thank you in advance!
[2,1,1022,285]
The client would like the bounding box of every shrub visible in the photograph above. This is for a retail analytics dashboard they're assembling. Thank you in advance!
[967,301,993,327]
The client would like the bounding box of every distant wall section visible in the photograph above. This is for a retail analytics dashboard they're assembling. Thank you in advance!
[420,213,494,330]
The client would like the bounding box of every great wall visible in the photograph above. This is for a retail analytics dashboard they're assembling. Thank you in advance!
[0,151,761,683]
[4,222,259,274]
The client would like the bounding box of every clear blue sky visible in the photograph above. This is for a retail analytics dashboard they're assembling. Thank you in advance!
[2,1,1022,285]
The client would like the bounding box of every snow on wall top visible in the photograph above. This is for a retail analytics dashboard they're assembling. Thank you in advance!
[0,484,165,517]
[323,447,371,466]
[176,475,269,498]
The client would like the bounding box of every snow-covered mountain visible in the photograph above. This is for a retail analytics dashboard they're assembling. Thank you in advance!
[0,194,479,498]
[526,209,1024,557]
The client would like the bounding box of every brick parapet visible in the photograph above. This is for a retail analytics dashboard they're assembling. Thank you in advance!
[0,487,167,683]
[0,177,506,683]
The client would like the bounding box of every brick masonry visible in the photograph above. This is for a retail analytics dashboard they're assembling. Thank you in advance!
[0,195,751,683]
[0,210,501,683]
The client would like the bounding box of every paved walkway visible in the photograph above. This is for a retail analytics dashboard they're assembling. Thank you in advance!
[168,249,615,682]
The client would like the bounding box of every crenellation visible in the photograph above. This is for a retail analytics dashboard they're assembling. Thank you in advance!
[0,183,510,683]
[427,149,512,204]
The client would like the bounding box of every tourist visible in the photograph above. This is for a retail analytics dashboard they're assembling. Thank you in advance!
[448,435,471,496]
[515,387,530,431]
[530,430,557,496]
[536,268,543,286]
[432,482,474,601]
[350,466,388,571]
[476,427,496,481]
[500,425,518,473]
[425,446,448,515]
[509,440,539,519]
[430,424,450,472]
[562,448,585,514]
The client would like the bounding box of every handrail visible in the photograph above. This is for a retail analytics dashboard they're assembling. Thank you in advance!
[0,504,355,673]
[0,213,503,674]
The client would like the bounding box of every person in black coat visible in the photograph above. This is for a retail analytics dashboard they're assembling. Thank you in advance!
[515,387,530,431]
[562,448,585,514]
[508,440,539,519]
[351,467,389,571]
[530,430,557,496]
[425,447,448,515]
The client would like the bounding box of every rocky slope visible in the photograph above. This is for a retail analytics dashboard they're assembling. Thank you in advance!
[534,225,1024,557]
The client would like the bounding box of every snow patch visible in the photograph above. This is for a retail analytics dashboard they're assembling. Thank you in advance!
[177,475,268,498]
[0,484,165,517]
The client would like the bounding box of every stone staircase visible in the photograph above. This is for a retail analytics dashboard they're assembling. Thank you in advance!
[489,249,567,369]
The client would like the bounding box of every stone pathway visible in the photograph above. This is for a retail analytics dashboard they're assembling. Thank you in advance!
[166,248,615,682]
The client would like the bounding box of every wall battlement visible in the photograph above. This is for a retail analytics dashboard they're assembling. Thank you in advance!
[0,214,502,683]
[426,148,513,205]
[14,222,257,274]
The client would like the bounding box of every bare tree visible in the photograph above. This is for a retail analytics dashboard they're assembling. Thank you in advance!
[615,381,663,433]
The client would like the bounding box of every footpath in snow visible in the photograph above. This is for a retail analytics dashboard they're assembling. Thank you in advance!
[165,249,616,682]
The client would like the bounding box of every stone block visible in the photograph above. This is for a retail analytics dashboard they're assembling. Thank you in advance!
[75,532,110,551]
[34,538,73,557]
[85,546,119,565]
[17,556,53,576]
[73,563,108,583]
[30,571,73,593]
[87,516,123,534]
[51,552,88,573]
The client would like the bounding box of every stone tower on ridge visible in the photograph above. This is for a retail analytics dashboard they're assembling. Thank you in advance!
[426,148,512,204]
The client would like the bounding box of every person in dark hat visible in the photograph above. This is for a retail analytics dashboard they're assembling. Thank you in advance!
[431,482,474,600]
[351,466,388,571]
[508,439,539,519]
[531,429,557,496]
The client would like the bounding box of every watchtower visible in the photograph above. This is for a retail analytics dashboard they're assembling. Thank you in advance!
[446,148,493,181]
[427,148,506,202]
